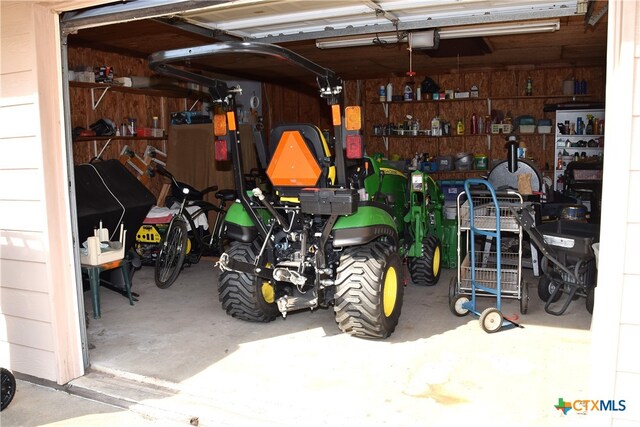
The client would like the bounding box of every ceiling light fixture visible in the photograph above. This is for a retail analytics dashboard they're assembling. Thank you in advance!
[315,19,560,49]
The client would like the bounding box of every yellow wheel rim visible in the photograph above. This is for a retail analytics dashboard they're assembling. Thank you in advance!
[261,282,275,304]
[433,246,440,277]
[383,266,398,317]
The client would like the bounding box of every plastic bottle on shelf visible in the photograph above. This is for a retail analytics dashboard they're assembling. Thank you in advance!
[518,139,527,158]
[431,116,441,136]
[586,115,594,135]
[477,115,484,134]
[379,86,386,102]
[403,84,413,101]
[456,118,465,135]
[386,82,393,102]
[471,112,478,134]
[526,77,533,96]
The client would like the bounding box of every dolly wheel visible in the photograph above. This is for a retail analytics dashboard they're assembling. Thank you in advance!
[448,276,457,306]
[479,308,503,333]
[586,286,595,314]
[520,281,529,315]
[538,276,561,303]
[450,294,470,317]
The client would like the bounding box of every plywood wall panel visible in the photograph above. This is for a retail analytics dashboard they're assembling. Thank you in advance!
[490,71,519,97]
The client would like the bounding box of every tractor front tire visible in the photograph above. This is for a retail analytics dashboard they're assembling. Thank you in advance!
[218,241,278,322]
[408,235,442,286]
[334,242,404,339]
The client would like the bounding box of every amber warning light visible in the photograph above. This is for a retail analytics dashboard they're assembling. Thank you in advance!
[213,114,227,136]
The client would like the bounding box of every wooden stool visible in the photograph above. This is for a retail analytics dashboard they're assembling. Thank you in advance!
[81,258,134,319]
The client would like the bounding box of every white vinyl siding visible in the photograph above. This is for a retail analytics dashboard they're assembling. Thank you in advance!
[0,1,83,384]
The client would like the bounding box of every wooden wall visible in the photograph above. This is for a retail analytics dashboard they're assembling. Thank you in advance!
[67,46,607,188]
[68,47,209,198]
[350,66,606,180]
[261,83,333,146]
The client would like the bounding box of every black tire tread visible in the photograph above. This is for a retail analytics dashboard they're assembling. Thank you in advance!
[218,241,278,322]
[334,242,403,339]
[1,368,16,411]
[408,235,442,286]
[154,217,188,289]
[538,275,561,303]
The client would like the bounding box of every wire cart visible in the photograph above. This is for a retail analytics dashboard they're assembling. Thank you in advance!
[514,205,599,315]
[449,179,527,333]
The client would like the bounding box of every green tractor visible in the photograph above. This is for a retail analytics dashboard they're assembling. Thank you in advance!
[150,42,445,338]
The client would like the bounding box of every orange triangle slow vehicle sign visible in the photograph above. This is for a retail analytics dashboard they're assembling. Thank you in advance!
[267,130,322,187]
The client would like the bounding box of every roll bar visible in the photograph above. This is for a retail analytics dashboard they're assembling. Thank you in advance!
[148,41,343,104]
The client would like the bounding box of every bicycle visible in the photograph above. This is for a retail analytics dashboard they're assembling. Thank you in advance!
[154,165,236,289]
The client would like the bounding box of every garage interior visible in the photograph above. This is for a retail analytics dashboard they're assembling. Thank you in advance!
[61,1,607,425]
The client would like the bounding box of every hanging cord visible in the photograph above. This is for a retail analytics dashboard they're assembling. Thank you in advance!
[87,163,126,241]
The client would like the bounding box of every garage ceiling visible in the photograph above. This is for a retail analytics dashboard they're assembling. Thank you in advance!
[63,0,608,82]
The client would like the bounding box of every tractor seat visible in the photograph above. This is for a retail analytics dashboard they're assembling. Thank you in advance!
[266,124,334,199]
[215,189,237,202]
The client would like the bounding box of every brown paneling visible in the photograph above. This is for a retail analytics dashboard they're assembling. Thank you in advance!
[350,65,605,177]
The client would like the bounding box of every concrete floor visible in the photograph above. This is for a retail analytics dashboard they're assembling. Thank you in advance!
[6,259,594,426]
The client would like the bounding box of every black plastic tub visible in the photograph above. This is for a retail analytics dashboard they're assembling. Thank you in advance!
[537,220,600,257]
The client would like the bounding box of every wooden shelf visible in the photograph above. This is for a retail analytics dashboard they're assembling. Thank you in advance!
[373,98,487,105]
[369,134,485,139]
[490,94,593,100]
[73,136,167,142]
[372,94,591,105]
[69,81,205,100]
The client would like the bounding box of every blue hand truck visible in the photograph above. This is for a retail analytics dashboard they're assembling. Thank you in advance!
[449,178,525,333]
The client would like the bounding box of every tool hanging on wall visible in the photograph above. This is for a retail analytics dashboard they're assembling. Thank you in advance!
[119,146,153,186]
[143,145,167,167]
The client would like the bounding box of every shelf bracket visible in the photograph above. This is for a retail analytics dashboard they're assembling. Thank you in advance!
[383,136,389,152]
[95,138,113,159]
[91,86,110,110]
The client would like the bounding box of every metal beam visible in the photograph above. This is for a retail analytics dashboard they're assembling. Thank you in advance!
[152,16,242,42]
[253,8,581,43]
[61,0,231,33]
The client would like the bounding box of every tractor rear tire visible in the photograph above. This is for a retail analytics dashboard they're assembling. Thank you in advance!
[408,235,442,286]
[334,242,403,339]
[218,241,278,322]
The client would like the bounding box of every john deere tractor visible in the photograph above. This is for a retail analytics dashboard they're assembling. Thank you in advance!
[150,42,444,338]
